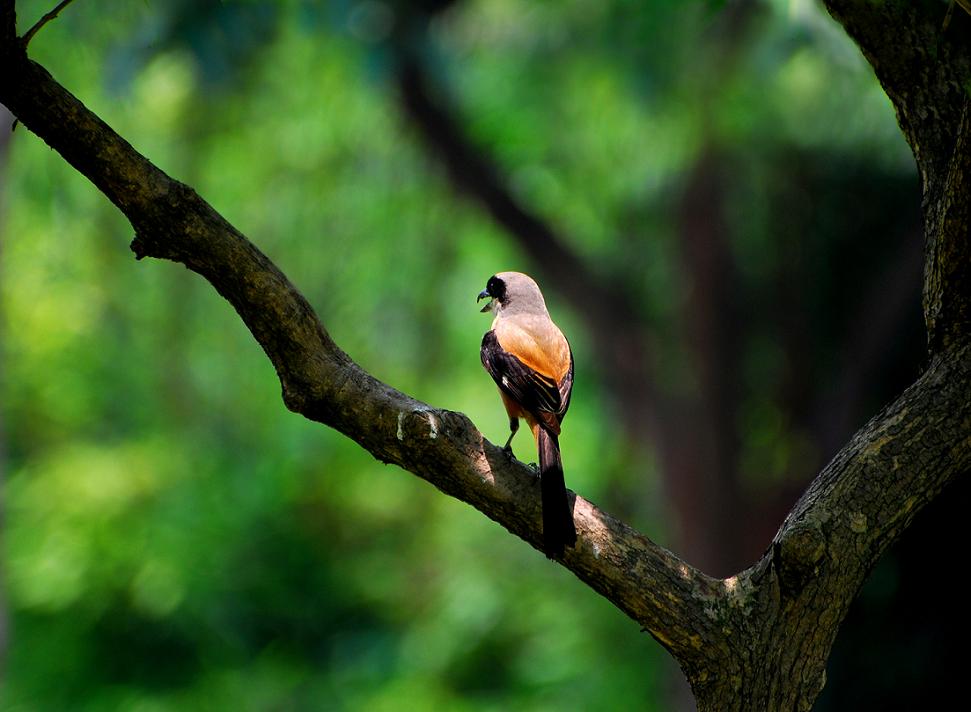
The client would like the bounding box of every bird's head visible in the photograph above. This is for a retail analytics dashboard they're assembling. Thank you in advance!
[477,272,548,316]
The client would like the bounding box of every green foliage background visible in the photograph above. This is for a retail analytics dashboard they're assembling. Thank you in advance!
[2,0,918,710]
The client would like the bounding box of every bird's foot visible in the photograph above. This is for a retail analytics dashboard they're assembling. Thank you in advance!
[502,443,516,460]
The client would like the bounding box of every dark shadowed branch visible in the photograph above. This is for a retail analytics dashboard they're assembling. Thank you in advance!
[19,0,75,47]
[823,0,971,351]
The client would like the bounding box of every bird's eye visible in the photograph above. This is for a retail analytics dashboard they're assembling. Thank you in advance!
[487,276,506,301]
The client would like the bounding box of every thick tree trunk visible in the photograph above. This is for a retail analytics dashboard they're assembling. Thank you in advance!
[823,1,971,348]
[2,2,969,710]
[687,338,971,710]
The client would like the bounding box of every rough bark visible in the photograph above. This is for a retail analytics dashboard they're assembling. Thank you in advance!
[823,0,971,351]
[2,1,970,710]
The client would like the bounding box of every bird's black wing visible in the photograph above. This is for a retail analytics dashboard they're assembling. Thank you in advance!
[480,330,563,418]
[556,346,574,422]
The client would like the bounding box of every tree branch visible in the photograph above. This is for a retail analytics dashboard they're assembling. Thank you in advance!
[1,0,15,44]
[0,30,724,667]
[19,0,74,47]
[683,338,971,710]
[925,94,971,351]
[823,0,971,352]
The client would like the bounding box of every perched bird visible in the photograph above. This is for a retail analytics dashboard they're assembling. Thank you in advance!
[478,271,577,558]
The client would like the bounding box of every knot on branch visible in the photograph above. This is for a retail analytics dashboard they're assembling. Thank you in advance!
[396,406,445,444]
[127,183,204,263]
[395,409,485,463]
[130,232,151,260]
[773,520,827,598]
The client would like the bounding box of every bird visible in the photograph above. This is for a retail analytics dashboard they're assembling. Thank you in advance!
[477,271,578,559]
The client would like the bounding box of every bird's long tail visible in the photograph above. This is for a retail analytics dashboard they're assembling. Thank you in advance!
[538,428,577,559]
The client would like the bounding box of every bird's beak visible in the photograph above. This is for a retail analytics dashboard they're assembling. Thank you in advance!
[477,289,493,313]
